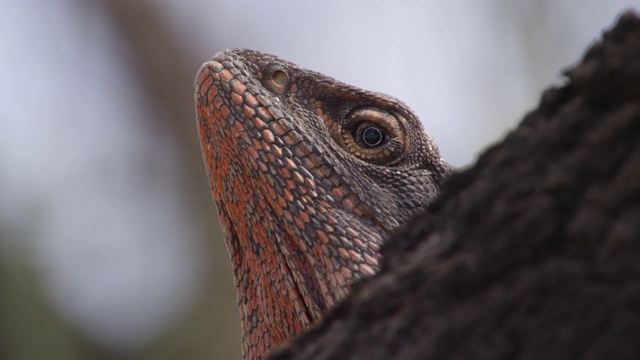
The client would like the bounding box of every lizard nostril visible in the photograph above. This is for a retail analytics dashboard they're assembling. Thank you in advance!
[271,70,289,87]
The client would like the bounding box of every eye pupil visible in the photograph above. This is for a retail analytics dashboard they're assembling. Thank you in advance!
[362,126,384,147]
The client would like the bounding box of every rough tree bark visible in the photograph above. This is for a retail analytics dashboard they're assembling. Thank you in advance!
[270,12,640,360]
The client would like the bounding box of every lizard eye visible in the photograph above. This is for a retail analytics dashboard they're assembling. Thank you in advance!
[356,123,388,148]
[341,107,405,166]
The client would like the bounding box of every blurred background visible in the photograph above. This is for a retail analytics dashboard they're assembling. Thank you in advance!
[1,1,638,359]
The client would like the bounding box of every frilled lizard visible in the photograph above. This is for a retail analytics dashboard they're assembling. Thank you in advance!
[195,49,450,359]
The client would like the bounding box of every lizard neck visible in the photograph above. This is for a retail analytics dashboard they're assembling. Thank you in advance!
[208,127,384,358]
[218,203,319,358]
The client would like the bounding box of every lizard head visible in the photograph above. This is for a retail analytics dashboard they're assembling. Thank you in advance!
[195,49,450,359]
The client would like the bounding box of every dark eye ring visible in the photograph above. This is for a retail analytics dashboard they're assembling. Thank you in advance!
[357,124,388,148]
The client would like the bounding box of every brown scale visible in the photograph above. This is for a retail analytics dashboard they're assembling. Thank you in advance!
[195,49,450,359]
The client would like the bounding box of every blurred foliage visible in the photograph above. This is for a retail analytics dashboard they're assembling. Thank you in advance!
[0,0,241,359]
[0,251,240,359]
[0,255,79,360]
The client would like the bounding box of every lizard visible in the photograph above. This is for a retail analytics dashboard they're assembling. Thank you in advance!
[195,49,450,359]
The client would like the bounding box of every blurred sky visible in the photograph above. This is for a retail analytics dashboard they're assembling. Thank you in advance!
[1,1,638,359]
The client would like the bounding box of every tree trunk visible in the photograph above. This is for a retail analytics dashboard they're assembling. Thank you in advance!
[270,11,640,360]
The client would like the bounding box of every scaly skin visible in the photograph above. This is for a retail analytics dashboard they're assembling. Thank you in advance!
[195,49,450,359]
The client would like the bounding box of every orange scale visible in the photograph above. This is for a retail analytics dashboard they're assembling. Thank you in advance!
[231,92,243,105]
[243,105,255,117]
[199,75,213,94]
[219,69,233,82]
[243,92,259,108]
[197,69,210,84]
[231,79,247,94]
[212,95,223,109]
[220,105,230,119]
[316,229,329,244]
